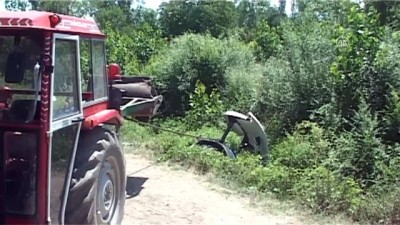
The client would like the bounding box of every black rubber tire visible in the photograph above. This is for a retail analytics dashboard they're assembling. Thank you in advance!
[64,127,126,225]
[196,139,236,159]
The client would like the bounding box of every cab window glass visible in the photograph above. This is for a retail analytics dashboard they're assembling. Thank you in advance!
[52,39,80,121]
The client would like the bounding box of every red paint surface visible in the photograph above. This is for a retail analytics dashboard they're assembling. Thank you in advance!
[0,122,39,129]
[83,101,108,117]
[36,31,53,225]
[0,11,104,37]
[83,109,123,129]
[5,217,36,225]
[82,92,94,101]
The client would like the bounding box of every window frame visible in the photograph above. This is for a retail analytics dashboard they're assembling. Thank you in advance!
[79,37,109,108]
[50,34,83,132]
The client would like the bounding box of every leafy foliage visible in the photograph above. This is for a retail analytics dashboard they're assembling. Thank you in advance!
[158,0,237,38]
[103,21,165,74]
[253,11,336,142]
[186,81,224,129]
[294,166,362,214]
[330,4,385,128]
[145,34,261,116]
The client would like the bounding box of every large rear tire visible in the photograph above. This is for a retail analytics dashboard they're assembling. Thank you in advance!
[65,127,126,225]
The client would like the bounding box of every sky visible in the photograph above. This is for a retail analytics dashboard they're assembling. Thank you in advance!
[0,0,5,11]
[0,0,289,13]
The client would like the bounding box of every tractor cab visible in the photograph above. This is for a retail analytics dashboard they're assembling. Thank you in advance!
[0,11,162,225]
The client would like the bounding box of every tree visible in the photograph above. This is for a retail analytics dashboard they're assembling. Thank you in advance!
[158,0,236,38]
[236,0,257,29]
[364,0,400,29]
[5,0,29,11]
[28,0,91,16]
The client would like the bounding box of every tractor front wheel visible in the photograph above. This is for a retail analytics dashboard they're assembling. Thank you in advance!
[65,127,126,225]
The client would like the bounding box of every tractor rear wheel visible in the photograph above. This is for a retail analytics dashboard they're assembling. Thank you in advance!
[65,127,126,225]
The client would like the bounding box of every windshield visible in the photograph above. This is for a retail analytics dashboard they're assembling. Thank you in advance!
[0,33,43,90]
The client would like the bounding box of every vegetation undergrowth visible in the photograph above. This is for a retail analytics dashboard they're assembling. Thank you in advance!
[121,119,359,224]
[122,78,400,225]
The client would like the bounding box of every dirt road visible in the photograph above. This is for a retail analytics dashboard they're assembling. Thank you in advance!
[122,154,355,225]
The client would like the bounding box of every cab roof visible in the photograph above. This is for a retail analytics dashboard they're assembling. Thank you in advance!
[0,10,105,37]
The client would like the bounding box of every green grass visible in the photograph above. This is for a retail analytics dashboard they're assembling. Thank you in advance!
[120,120,360,225]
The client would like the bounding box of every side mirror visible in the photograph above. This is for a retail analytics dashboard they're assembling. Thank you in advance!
[5,53,26,83]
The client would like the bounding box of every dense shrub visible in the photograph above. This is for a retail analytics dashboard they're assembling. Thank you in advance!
[294,166,362,215]
[144,33,262,116]
[375,31,400,143]
[271,121,329,170]
[329,5,386,130]
[354,187,400,224]
[253,12,336,142]
[251,22,282,61]
[104,22,165,74]
[323,99,390,189]
[186,81,224,129]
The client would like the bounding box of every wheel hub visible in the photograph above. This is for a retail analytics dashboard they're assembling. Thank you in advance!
[102,179,114,211]
[97,162,117,223]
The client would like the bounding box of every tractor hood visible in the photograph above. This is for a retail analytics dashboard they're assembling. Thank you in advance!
[223,111,269,162]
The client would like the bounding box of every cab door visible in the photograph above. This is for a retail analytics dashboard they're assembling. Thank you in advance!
[50,34,83,132]
[48,34,83,225]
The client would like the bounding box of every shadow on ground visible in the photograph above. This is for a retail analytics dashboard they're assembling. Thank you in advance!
[126,176,149,199]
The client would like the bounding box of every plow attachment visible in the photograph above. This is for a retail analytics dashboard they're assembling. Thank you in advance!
[120,96,163,118]
[196,111,269,164]
[111,76,163,120]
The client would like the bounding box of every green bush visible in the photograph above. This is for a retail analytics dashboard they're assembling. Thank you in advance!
[294,166,362,215]
[234,159,301,197]
[104,22,165,74]
[326,98,389,188]
[329,5,385,130]
[375,31,400,144]
[144,33,262,116]
[271,121,330,170]
[186,80,224,129]
[252,22,282,61]
[253,12,336,142]
[354,186,400,224]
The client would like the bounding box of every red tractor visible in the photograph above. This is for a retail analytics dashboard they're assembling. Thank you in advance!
[0,11,162,225]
